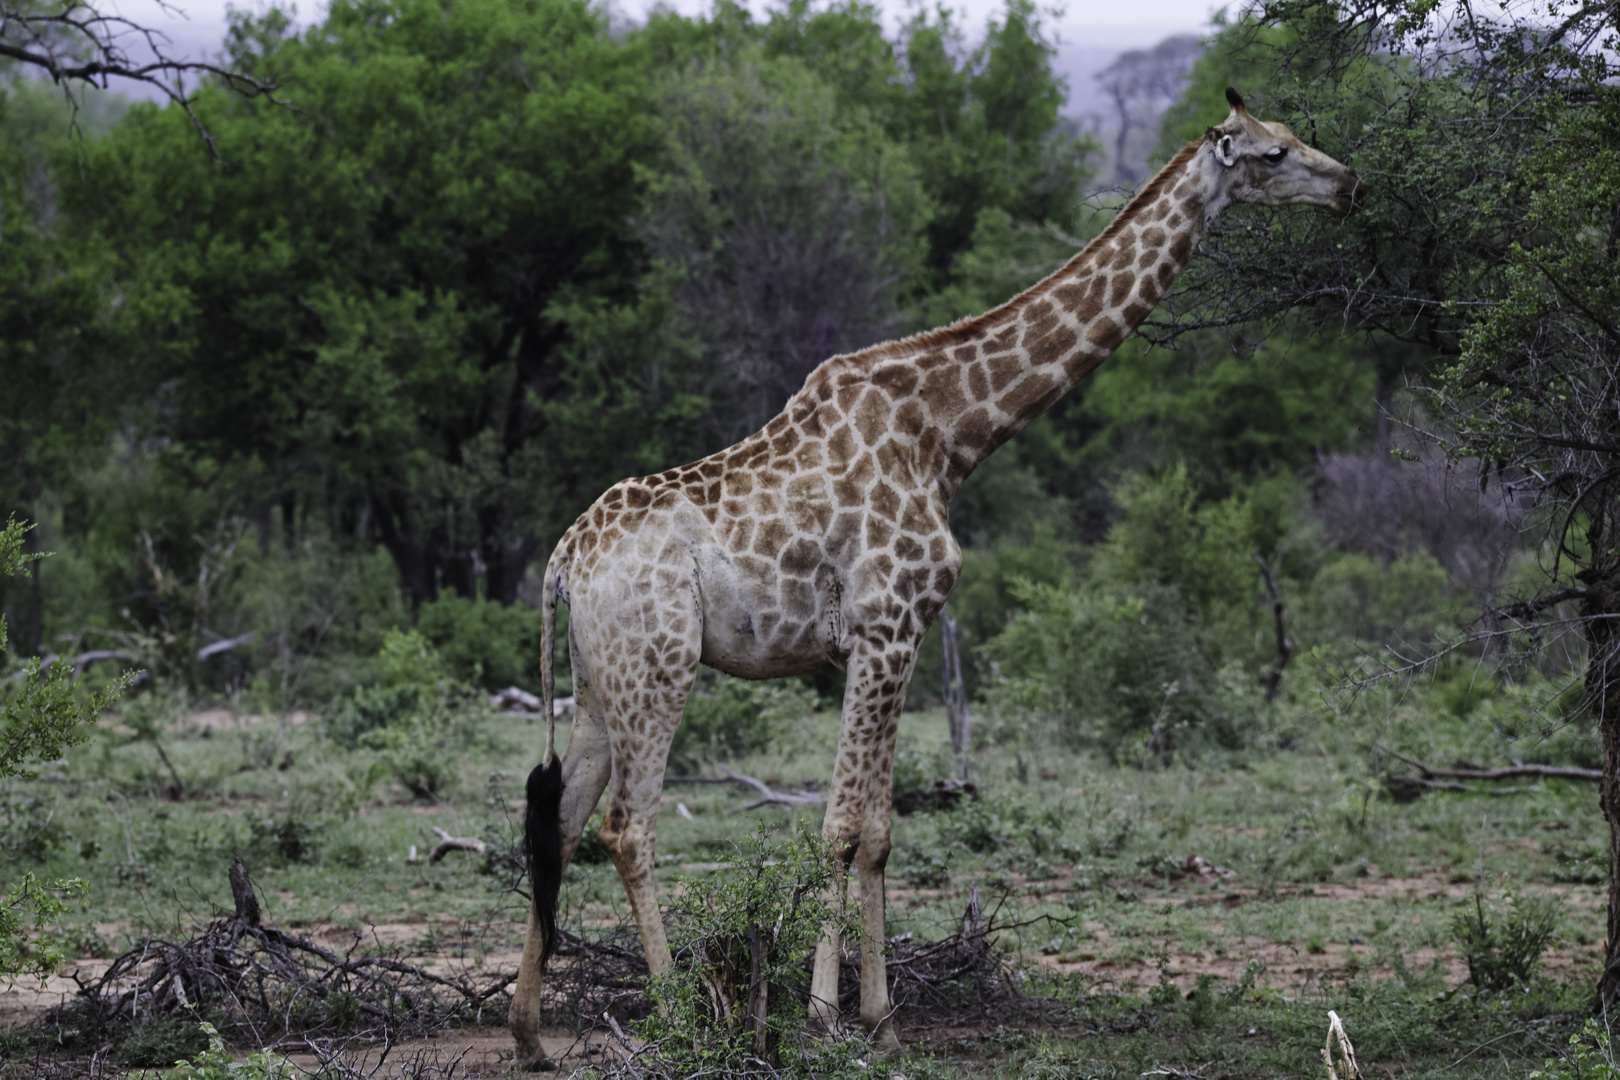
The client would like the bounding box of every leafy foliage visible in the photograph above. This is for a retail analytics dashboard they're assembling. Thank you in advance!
[0,516,127,980]
[128,1022,296,1079]
[641,825,854,1072]
[1450,891,1563,992]
[671,672,819,770]
[1531,1019,1620,1080]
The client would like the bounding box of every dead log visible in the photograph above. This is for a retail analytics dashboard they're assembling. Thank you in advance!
[893,777,979,815]
[427,826,486,863]
[716,763,825,812]
[1379,743,1601,782]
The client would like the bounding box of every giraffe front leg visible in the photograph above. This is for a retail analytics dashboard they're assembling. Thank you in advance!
[809,640,912,1050]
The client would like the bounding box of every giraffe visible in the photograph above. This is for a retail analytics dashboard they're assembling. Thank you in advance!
[507,87,1364,1065]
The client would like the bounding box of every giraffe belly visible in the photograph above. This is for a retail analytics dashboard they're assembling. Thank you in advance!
[692,548,836,679]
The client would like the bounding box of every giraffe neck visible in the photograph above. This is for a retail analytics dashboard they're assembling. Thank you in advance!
[912,139,1214,499]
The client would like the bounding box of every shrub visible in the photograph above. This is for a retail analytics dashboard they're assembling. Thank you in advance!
[116,1018,211,1068]
[669,672,817,769]
[415,594,543,692]
[1531,1019,1620,1080]
[641,825,853,1070]
[320,683,420,749]
[0,516,127,980]
[244,815,322,867]
[982,580,1262,761]
[1450,891,1562,991]
[320,630,480,799]
[127,1021,296,1079]
[1297,550,1454,649]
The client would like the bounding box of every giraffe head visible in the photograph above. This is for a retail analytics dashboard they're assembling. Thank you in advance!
[1204,86,1365,216]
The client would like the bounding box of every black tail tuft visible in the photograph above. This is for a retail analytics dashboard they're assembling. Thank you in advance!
[524,757,565,969]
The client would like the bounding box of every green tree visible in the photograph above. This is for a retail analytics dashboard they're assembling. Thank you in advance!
[1164,0,1620,1005]
[69,0,660,606]
[0,78,133,655]
[635,48,930,441]
[0,517,128,978]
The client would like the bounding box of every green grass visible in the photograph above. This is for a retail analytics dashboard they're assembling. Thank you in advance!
[2,700,1610,1076]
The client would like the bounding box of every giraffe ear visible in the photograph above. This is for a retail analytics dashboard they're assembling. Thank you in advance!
[1215,133,1237,167]
[1225,86,1248,112]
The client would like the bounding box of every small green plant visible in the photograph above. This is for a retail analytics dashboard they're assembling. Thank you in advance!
[1530,1018,1620,1079]
[641,824,855,1070]
[244,814,322,866]
[1450,890,1562,991]
[1185,972,1220,1028]
[128,1021,296,1078]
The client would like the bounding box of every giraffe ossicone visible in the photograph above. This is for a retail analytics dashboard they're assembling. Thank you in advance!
[507,88,1364,1065]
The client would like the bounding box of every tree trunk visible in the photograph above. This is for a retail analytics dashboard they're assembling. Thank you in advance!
[1584,504,1620,1010]
[483,533,540,607]
[371,492,438,608]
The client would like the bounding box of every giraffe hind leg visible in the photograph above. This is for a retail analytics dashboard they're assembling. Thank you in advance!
[585,571,704,987]
[508,685,613,1067]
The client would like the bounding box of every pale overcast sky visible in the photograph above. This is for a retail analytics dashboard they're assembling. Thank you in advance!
[99,0,1224,107]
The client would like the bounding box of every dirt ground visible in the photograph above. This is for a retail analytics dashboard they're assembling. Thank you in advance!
[7,865,1603,1070]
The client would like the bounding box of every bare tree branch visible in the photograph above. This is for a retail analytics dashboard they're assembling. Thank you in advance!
[0,0,283,152]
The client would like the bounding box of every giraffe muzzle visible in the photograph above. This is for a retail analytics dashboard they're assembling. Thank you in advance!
[1336,174,1369,215]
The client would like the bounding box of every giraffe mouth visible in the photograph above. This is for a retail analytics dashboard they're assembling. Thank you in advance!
[1335,178,1368,215]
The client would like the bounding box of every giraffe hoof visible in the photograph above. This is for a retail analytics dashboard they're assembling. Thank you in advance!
[870,1020,903,1055]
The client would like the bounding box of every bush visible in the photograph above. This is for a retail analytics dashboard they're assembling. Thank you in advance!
[982,580,1262,761]
[320,630,480,799]
[415,594,543,692]
[320,682,421,749]
[1451,891,1562,991]
[1297,550,1454,649]
[670,672,817,769]
[642,825,853,1071]
[127,1021,295,1079]
[243,814,323,867]
[1531,1019,1620,1080]
[116,1018,211,1068]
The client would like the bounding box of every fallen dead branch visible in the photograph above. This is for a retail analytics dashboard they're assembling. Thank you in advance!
[1378,744,1600,800]
[893,777,979,815]
[716,763,826,812]
[1323,1009,1360,1080]
[40,857,515,1052]
[488,686,574,716]
[427,827,486,863]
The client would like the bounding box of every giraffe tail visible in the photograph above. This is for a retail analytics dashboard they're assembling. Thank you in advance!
[525,551,565,969]
[524,755,563,969]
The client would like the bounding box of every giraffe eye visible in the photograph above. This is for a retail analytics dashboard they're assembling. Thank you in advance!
[1264,147,1287,163]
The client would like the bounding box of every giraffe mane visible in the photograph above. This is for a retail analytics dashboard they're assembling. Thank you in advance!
[841,138,1206,370]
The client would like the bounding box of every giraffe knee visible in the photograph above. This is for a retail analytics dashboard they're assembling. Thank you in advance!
[857,838,891,875]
